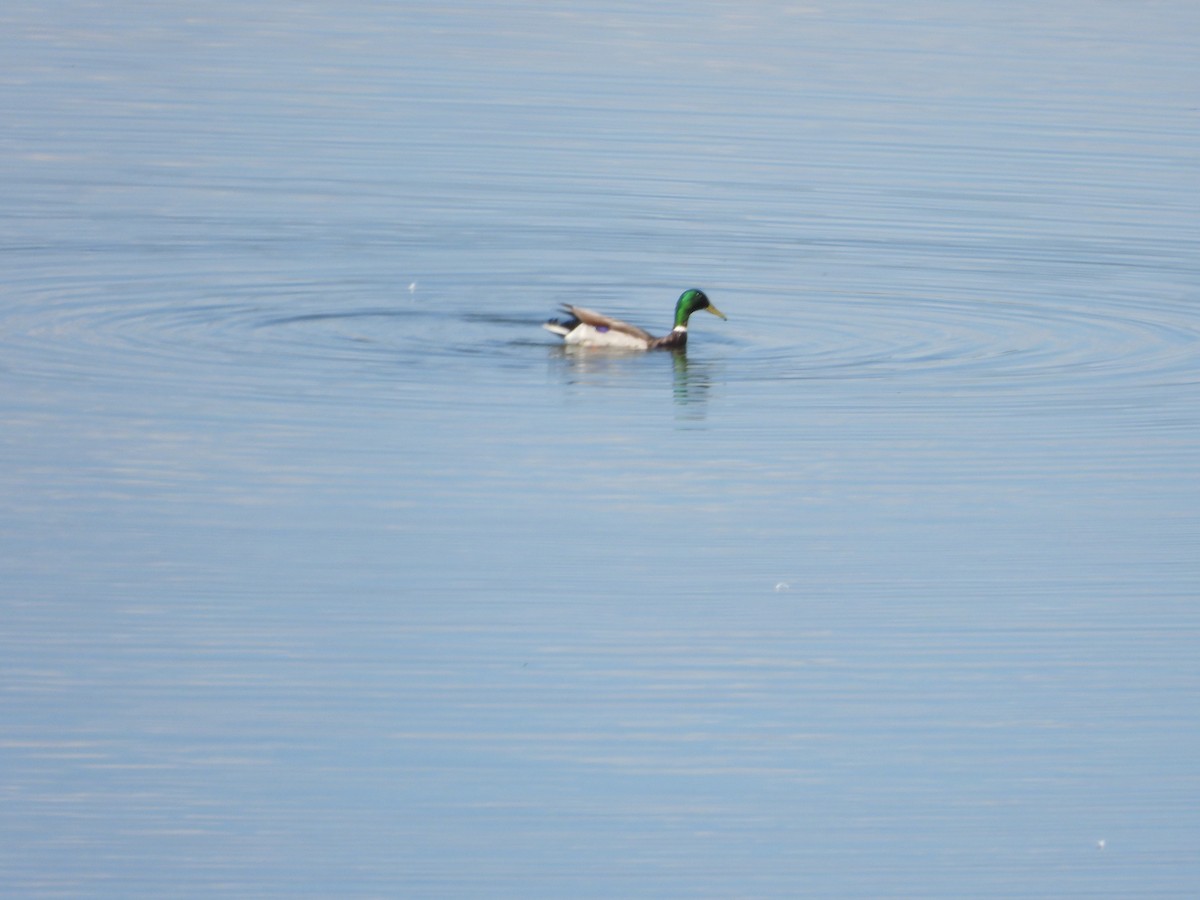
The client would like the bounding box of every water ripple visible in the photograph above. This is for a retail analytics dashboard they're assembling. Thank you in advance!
[2,275,1196,411]
[729,291,1200,395]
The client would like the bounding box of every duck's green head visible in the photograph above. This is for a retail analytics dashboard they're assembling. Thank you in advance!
[673,289,726,328]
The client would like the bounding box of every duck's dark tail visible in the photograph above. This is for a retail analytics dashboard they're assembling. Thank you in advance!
[543,308,581,337]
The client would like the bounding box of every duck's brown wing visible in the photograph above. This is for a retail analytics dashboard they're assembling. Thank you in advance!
[560,305,656,342]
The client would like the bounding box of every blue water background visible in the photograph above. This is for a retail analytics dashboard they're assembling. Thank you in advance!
[2,2,1199,896]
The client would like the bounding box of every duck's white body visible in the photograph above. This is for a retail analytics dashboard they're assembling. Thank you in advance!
[544,317,685,350]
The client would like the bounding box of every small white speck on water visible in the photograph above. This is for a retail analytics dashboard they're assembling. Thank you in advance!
[1096,839,1106,850]
[774,582,790,592]
[408,282,418,295]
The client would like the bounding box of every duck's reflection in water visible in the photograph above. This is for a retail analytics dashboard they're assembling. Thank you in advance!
[669,349,713,418]
[549,346,714,419]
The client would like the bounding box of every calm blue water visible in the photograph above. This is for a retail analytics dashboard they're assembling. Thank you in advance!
[3,2,1199,896]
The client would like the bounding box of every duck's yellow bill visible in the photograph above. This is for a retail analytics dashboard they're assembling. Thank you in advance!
[705,304,727,320]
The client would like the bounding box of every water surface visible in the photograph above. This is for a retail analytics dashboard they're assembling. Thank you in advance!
[2,2,1199,896]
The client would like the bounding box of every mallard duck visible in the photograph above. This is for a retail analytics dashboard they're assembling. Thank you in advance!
[543,289,726,350]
